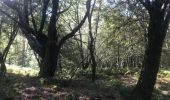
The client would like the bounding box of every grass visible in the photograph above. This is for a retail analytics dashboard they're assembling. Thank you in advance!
[6,64,39,76]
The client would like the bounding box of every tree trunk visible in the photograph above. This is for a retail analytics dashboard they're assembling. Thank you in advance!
[39,44,59,78]
[131,9,170,100]
[39,0,59,78]
[90,46,97,82]
[88,0,97,82]
[0,23,18,74]
[1,0,91,78]
[0,52,6,75]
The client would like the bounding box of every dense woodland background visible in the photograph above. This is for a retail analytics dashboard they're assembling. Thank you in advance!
[0,0,170,100]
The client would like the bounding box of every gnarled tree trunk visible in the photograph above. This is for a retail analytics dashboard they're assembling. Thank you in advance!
[0,0,91,78]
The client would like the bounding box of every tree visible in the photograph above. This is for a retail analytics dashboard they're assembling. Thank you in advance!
[131,0,170,100]
[0,0,91,78]
[0,21,18,75]
[87,0,102,82]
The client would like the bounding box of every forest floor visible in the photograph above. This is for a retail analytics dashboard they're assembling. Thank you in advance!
[0,66,170,100]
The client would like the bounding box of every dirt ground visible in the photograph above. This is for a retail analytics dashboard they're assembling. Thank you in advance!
[0,73,122,100]
[0,73,170,100]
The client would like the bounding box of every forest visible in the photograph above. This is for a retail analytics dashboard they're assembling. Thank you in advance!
[0,0,170,100]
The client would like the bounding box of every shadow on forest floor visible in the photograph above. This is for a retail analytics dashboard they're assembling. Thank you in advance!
[152,77,170,100]
[0,73,121,100]
[0,72,170,100]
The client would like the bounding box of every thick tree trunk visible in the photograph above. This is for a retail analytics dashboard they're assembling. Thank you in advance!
[1,0,91,78]
[39,44,59,78]
[131,10,169,100]
[132,37,164,100]
[39,0,59,78]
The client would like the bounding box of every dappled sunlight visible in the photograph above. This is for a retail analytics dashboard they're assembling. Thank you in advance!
[119,75,137,86]
[0,72,122,100]
[155,68,170,97]
[156,77,170,97]
[6,64,39,76]
[0,0,170,99]
[0,67,170,100]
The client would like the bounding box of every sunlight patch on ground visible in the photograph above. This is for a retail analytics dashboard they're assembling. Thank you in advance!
[161,91,170,95]
[6,64,39,76]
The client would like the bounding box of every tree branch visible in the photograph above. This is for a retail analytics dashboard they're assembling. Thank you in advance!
[30,0,37,31]
[38,0,50,34]
[59,0,91,48]
[161,0,169,13]
[58,3,72,15]
[163,3,170,27]
[138,0,152,11]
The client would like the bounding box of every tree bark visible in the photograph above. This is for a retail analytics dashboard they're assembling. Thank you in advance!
[0,52,6,75]
[131,3,170,99]
[39,0,59,78]
[88,0,97,82]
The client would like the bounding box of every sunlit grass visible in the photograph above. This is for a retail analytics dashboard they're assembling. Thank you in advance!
[158,68,170,77]
[6,64,39,76]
